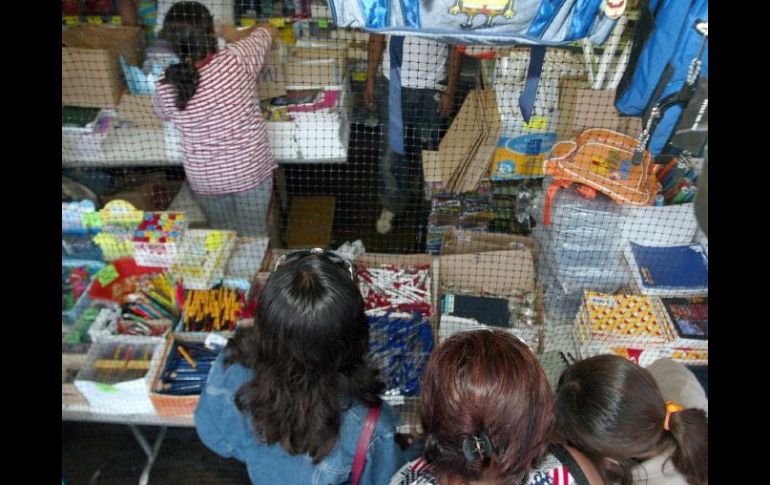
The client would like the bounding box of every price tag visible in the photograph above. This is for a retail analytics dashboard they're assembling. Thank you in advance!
[204,231,225,251]
[318,18,328,28]
[523,116,548,131]
[95,383,119,393]
[82,212,102,229]
[63,16,80,26]
[111,16,122,25]
[96,264,119,287]
[269,17,285,28]
[241,18,256,27]
[87,16,104,25]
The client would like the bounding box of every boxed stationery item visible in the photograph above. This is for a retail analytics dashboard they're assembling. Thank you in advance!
[92,200,144,261]
[171,229,237,290]
[132,211,189,268]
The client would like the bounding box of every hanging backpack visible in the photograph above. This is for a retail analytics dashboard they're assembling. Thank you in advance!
[614,0,707,156]
[329,0,622,46]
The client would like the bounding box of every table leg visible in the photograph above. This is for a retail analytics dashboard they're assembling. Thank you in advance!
[129,425,168,485]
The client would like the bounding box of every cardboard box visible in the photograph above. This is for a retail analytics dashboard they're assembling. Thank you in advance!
[285,57,345,88]
[62,25,145,66]
[62,25,144,108]
[286,196,336,248]
[62,47,124,108]
[441,228,536,257]
[148,334,207,417]
[556,79,643,141]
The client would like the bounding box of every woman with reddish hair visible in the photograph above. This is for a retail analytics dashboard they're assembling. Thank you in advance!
[390,329,603,485]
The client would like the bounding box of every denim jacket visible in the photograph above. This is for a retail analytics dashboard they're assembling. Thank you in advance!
[195,352,409,485]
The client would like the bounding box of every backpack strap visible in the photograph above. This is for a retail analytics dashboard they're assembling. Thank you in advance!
[351,406,382,485]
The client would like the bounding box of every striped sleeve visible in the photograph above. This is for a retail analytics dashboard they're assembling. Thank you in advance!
[226,27,272,79]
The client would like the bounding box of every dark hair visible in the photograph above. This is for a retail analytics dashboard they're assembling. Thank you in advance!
[225,254,384,463]
[159,2,218,110]
[421,329,554,484]
[555,355,708,485]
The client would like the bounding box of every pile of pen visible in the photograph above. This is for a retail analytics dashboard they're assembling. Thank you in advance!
[357,264,433,316]
[119,273,182,336]
[357,263,435,396]
[182,286,246,332]
[156,342,220,395]
[367,312,434,397]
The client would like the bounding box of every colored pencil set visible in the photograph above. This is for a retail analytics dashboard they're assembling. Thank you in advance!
[156,342,220,395]
[119,273,182,336]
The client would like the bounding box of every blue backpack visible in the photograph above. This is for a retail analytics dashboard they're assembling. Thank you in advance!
[615,0,708,156]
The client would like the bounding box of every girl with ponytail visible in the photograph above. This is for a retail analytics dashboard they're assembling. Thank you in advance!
[154,2,278,237]
[555,355,708,485]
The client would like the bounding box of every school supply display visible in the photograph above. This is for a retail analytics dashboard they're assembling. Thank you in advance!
[368,312,434,397]
[154,342,220,396]
[573,291,708,366]
[358,262,434,397]
[171,230,237,290]
[132,211,188,268]
[623,242,708,297]
[116,273,181,337]
[182,286,248,332]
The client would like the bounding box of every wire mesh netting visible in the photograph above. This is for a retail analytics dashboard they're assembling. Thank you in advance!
[62,0,708,483]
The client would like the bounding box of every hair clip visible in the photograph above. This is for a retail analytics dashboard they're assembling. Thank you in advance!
[462,430,494,462]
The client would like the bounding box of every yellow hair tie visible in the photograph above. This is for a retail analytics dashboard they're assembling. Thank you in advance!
[664,400,685,431]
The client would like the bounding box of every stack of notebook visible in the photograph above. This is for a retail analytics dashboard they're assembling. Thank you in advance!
[574,291,708,366]
[623,242,708,297]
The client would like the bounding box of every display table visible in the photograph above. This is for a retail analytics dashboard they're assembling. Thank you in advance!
[62,406,193,485]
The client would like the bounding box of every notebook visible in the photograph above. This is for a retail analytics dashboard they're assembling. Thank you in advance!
[660,297,708,342]
[624,242,708,296]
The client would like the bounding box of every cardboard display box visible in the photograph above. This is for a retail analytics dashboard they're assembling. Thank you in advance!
[556,78,643,141]
[438,248,545,349]
[62,25,144,108]
[441,228,536,257]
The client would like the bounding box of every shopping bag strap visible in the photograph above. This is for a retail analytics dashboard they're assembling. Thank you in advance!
[351,406,382,485]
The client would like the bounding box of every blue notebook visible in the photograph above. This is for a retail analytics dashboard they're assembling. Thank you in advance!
[629,242,708,289]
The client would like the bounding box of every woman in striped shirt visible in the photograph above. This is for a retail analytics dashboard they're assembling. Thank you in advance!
[154,2,277,237]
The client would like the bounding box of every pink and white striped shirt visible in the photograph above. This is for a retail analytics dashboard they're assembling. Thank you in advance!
[155,28,277,195]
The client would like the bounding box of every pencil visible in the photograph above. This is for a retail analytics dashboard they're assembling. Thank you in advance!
[177,345,197,368]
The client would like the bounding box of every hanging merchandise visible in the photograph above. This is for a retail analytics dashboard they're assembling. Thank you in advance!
[329,0,627,122]
[329,0,621,46]
[614,0,707,156]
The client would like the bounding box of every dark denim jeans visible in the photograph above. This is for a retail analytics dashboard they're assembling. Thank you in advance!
[376,76,446,215]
